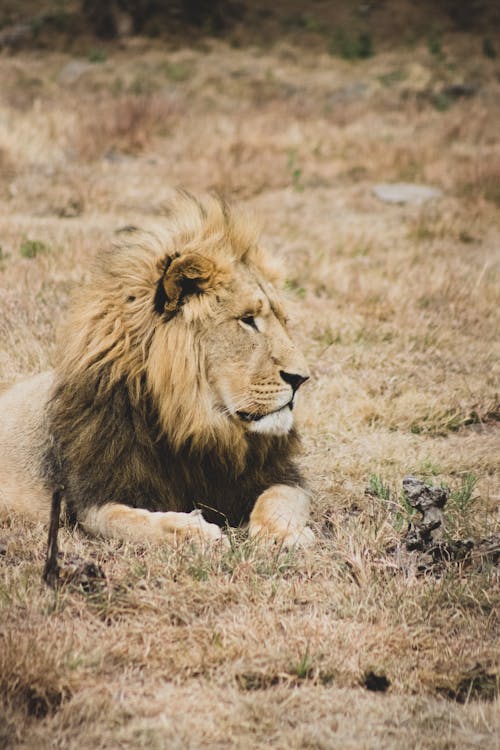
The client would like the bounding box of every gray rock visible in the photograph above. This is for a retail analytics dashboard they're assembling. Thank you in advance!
[58,60,93,85]
[373,182,443,205]
[329,82,369,104]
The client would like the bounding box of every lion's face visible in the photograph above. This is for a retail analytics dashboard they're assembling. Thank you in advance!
[204,265,310,436]
[60,196,309,451]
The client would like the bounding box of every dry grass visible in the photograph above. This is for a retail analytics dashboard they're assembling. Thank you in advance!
[72,93,183,161]
[0,29,499,750]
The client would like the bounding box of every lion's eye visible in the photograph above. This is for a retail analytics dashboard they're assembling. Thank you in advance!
[240,315,258,331]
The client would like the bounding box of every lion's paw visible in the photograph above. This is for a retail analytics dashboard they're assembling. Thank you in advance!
[157,509,229,548]
[249,523,315,549]
[280,525,315,548]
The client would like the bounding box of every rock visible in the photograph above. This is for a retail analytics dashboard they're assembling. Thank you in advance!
[58,60,93,85]
[395,476,498,577]
[403,475,448,548]
[372,182,443,205]
[104,149,131,163]
[329,82,369,104]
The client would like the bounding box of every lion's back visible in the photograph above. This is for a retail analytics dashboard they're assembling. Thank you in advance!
[0,371,54,518]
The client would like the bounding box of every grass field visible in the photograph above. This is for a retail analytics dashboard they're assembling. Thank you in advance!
[0,23,499,750]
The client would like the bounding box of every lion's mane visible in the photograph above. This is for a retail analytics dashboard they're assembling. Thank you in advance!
[46,196,302,526]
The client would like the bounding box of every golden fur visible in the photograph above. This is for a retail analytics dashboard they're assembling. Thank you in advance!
[0,195,313,546]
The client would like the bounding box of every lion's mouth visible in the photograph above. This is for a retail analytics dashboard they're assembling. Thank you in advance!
[236,400,294,423]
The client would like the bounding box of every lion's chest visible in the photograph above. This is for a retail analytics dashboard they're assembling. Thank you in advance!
[142,447,265,526]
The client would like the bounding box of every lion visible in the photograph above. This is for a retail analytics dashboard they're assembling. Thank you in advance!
[0,195,314,547]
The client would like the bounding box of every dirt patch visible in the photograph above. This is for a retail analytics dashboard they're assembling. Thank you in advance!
[0,633,73,723]
[363,671,391,693]
[434,666,499,704]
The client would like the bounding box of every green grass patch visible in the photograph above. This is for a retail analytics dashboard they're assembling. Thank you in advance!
[378,69,406,87]
[368,474,391,502]
[87,48,107,64]
[20,239,49,259]
[289,645,314,680]
[450,473,478,512]
[418,459,442,477]
[159,61,195,83]
[285,279,306,298]
[329,30,373,60]
[367,473,419,529]
[482,37,496,59]
[427,29,443,58]
[286,150,304,191]
[432,92,451,112]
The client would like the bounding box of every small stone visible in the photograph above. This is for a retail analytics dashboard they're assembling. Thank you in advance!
[328,82,369,104]
[58,60,93,85]
[373,182,443,205]
[403,475,448,547]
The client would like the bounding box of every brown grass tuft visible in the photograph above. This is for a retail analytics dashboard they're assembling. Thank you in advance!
[455,155,500,207]
[73,93,180,160]
[0,629,74,721]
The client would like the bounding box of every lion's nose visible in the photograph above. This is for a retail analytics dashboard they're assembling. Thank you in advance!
[279,370,309,393]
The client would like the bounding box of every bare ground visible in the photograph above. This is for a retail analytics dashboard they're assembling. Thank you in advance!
[0,28,499,749]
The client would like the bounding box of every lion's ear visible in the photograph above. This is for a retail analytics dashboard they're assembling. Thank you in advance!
[155,253,220,317]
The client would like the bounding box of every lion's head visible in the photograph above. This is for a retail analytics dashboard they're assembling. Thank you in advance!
[58,195,309,455]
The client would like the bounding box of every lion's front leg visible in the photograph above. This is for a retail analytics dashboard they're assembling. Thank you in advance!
[81,504,227,546]
[248,484,314,547]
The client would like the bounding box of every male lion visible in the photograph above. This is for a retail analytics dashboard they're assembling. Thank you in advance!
[0,196,314,547]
